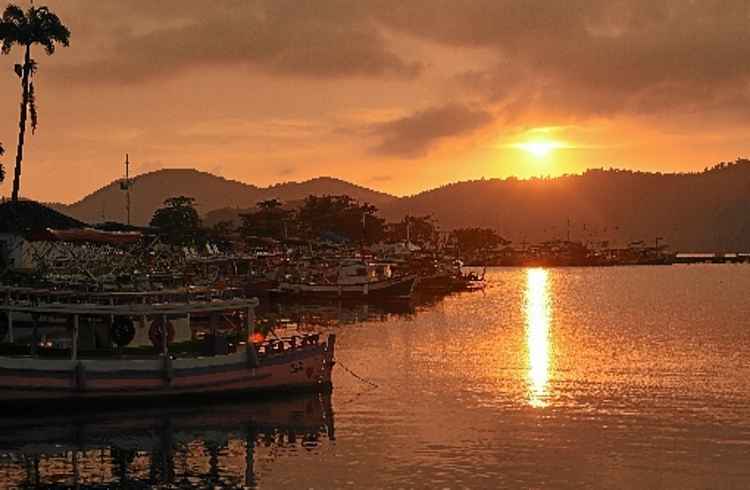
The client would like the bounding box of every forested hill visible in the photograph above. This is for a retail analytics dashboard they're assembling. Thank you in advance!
[51,169,396,226]
[49,161,750,252]
[379,160,750,252]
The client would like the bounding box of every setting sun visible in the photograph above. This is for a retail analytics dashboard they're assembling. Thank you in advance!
[517,141,563,159]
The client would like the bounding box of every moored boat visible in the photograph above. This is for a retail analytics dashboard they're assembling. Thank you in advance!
[274,259,417,299]
[0,287,336,407]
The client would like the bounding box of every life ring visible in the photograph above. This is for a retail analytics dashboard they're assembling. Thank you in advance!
[111,317,136,347]
[149,318,175,349]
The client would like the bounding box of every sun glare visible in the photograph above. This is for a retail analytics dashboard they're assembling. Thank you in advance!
[525,268,551,407]
[517,141,562,159]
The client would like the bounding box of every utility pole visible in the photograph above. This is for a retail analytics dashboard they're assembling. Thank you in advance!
[119,153,132,225]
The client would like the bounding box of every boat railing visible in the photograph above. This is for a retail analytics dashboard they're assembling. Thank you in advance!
[0,297,258,316]
[1,286,245,308]
[254,334,321,357]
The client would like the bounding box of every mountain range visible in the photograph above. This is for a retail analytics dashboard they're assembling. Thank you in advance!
[50,162,750,252]
[50,169,395,227]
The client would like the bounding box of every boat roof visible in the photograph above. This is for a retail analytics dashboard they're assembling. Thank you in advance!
[0,200,87,235]
[27,227,143,245]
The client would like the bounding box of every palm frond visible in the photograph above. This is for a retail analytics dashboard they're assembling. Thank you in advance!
[30,6,70,54]
[1,4,26,25]
[0,4,70,54]
[0,4,26,52]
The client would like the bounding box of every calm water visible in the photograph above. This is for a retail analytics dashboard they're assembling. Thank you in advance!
[2,265,750,489]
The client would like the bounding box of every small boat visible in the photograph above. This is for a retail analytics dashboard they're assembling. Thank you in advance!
[274,260,417,299]
[0,287,336,407]
[412,259,486,293]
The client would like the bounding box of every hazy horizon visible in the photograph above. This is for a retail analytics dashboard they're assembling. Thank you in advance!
[22,157,750,206]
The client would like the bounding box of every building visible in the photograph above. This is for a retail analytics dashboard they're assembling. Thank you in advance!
[0,200,87,271]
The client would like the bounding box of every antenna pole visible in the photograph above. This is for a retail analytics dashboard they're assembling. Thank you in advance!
[125,154,131,225]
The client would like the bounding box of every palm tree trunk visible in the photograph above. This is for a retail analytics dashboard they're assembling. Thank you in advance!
[11,44,31,202]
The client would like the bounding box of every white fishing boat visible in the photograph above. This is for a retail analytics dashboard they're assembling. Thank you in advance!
[275,260,417,299]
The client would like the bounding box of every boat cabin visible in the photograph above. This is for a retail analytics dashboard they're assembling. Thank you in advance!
[337,260,393,284]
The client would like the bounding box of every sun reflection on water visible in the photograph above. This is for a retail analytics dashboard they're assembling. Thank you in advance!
[525,268,552,407]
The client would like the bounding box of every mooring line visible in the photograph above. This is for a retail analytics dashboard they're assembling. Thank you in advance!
[335,359,380,388]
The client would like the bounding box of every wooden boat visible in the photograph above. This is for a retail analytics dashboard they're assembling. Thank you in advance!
[0,287,336,407]
[274,260,418,299]
[276,274,417,299]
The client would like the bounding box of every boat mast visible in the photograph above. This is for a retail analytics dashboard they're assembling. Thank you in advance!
[122,153,132,225]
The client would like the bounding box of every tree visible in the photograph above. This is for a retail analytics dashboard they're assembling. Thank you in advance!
[296,195,384,244]
[150,196,202,245]
[257,198,281,211]
[450,227,507,256]
[0,142,4,183]
[239,199,293,241]
[0,4,70,201]
[386,215,436,245]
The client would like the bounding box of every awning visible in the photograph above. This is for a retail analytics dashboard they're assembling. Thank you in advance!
[27,227,143,245]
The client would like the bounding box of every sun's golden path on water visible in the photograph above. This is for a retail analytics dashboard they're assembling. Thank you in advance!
[525,268,552,407]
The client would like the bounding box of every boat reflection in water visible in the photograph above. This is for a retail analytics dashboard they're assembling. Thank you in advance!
[257,292,453,330]
[525,268,553,407]
[0,394,334,489]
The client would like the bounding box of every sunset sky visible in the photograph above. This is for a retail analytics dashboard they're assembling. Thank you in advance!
[2,0,750,203]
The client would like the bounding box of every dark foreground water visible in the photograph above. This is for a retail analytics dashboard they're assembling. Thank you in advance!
[2,265,750,489]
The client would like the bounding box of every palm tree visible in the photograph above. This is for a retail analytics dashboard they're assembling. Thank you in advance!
[0,142,5,183]
[0,4,70,201]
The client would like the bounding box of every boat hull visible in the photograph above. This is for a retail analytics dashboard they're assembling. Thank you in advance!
[275,275,417,299]
[0,337,335,408]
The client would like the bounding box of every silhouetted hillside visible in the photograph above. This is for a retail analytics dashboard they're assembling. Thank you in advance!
[379,160,750,252]
[54,170,396,225]
[51,162,750,251]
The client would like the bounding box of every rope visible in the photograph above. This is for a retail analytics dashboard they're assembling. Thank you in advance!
[335,359,379,388]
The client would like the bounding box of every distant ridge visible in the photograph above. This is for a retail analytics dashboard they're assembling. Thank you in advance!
[53,169,396,226]
[50,161,750,252]
[379,161,750,252]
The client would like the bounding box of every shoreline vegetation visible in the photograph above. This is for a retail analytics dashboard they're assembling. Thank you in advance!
[34,159,750,254]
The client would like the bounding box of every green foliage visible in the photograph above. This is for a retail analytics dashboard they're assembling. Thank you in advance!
[149,196,203,245]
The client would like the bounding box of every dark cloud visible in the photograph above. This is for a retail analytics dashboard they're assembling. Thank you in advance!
[375,0,750,118]
[40,0,750,119]
[370,103,493,158]
[50,0,421,83]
